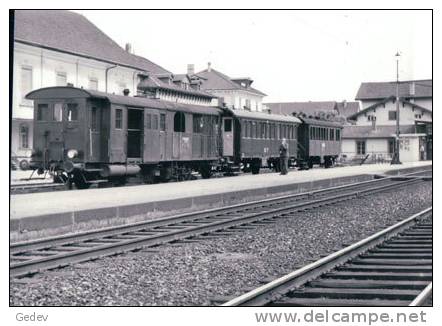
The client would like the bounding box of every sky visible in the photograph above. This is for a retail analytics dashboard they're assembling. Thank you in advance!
[75,10,432,103]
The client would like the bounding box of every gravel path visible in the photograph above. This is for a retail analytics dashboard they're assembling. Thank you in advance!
[10,181,432,306]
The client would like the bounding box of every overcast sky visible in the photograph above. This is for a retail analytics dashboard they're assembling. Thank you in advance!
[76,10,432,103]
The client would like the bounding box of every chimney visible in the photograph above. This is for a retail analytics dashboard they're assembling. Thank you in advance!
[123,88,130,96]
[125,43,132,53]
[409,82,416,96]
[342,99,347,108]
[207,62,212,72]
[187,64,195,76]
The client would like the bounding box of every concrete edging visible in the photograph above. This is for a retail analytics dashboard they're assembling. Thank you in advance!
[10,165,431,239]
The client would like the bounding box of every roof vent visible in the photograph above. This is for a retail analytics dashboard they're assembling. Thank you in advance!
[207,62,212,72]
[125,43,132,53]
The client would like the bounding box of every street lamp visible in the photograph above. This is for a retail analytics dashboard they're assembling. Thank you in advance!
[391,52,402,165]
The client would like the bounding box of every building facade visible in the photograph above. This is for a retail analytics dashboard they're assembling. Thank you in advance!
[12,10,215,169]
[342,80,432,162]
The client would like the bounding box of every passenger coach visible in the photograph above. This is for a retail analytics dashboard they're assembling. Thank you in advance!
[27,86,221,188]
[221,108,301,174]
[297,117,343,168]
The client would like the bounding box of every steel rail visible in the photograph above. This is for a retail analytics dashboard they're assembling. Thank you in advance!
[222,207,432,306]
[409,282,432,306]
[10,178,425,278]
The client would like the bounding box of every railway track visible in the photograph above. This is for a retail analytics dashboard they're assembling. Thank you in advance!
[10,173,430,278]
[221,207,432,307]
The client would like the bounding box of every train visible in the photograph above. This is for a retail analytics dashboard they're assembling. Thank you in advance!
[26,86,343,189]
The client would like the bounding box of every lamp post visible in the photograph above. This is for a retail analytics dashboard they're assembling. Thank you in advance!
[391,52,402,165]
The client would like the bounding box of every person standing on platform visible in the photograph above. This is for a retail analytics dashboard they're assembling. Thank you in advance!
[279,138,289,175]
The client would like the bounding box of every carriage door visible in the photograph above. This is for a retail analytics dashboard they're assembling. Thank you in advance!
[143,109,161,162]
[159,113,167,160]
[88,105,101,161]
[222,117,234,156]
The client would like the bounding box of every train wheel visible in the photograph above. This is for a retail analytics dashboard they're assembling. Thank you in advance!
[73,172,91,189]
[251,163,260,175]
[200,165,212,179]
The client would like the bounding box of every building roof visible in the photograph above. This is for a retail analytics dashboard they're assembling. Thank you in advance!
[14,10,170,74]
[26,86,221,116]
[342,125,417,139]
[336,101,360,118]
[196,68,267,96]
[264,101,337,115]
[347,96,433,120]
[138,75,216,99]
[355,79,432,100]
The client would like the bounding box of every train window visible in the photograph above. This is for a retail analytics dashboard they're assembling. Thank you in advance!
[336,129,341,141]
[160,114,166,131]
[146,114,152,129]
[174,112,186,132]
[193,115,203,133]
[264,123,268,139]
[330,128,335,141]
[248,121,252,138]
[91,107,98,131]
[261,123,266,139]
[152,115,159,130]
[53,103,63,121]
[325,128,329,140]
[36,104,48,121]
[224,118,232,132]
[115,109,123,129]
[315,127,319,140]
[67,104,78,121]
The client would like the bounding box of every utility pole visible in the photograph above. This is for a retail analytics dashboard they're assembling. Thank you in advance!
[391,52,402,165]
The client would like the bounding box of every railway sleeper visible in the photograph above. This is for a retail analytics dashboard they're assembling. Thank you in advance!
[307,278,429,290]
[322,271,432,281]
[286,287,421,301]
[268,298,411,307]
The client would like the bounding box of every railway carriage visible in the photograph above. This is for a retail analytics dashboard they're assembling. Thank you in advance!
[27,86,221,188]
[221,108,301,174]
[297,117,343,168]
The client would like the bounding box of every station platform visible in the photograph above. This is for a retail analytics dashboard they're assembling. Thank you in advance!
[10,161,432,240]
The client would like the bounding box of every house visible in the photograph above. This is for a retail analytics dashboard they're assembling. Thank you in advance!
[195,63,267,111]
[12,10,216,168]
[342,79,432,162]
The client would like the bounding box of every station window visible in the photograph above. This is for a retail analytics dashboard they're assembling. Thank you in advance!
[160,114,166,131]
[20,124,29,149]
[56,71,67,86]
[67,103,78,121]
[356,140,366,155]
[388,111,397,121]
[53,103,63,121]
[115,109,123,129]
[174,112,186,132]
[36,104,48,121]
[21,66,33,103]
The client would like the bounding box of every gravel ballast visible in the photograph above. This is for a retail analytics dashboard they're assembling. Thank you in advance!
[10,181,432,306]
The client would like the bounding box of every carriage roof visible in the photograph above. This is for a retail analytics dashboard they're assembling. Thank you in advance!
[226,108,302,124]
[298,117,344,128]
[26,86,222,116]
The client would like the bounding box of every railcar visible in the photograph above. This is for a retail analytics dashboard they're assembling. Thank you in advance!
[27,86,221,188]
[297,117,343,168]
[221,108,301,174]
